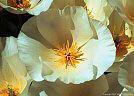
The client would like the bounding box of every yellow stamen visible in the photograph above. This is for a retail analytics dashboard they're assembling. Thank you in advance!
[53,41,84,69]
[0,81,20,96]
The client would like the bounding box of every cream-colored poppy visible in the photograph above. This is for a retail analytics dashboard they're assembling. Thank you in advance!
[0,37,31,96]
[17,6,116,84]
[0,0,53,15]
[84,0,113,25]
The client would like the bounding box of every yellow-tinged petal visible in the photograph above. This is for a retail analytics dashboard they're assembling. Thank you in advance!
[84,0,112,24]
[18,32,59,81]
[62,6,93,46]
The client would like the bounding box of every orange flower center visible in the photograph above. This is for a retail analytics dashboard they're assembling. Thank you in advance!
[53,42,84,68]
[8,0,31,9]
[0,82,20,96]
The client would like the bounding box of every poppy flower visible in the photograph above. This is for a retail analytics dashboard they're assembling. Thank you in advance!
[17,6,116,84]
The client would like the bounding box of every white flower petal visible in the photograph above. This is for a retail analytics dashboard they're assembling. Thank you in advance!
[58,59,94,84]
[43,18,115,84]
[85,0,110,24]
[63,6,93,46]
[1,55,27,93]
[2,37,18,56]
[28,0,53,15]
[18,32,44,81]
[44,42,95,84]
[36,8,73,48]
[44,60,94,84]
[91,19,116,78]
[2,37,27,77]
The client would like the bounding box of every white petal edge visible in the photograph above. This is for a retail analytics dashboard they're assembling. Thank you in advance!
[90,19,116,78]
[27,0,53,15]
[2,37,18,57]
[2,37,27,77]
[17,32,44,81]
[44,40,96,84]
[63,6,93,46]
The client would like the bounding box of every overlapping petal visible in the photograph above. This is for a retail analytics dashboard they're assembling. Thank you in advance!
[118,52,134,95]
[17,6,116,84]
[29,75,108,96]
[0,37,29,95]
[84,0,113,24]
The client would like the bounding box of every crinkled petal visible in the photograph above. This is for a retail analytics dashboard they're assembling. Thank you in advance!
[90,19,116,78]
[2,37,18,56]
[18,32,45,81]
[44,38,96,84]
[37,8,73,48]
[44,17,115,84]
[21,16,52,48]
[63,6,93,46]
[44,39,95,84]
[1,55,27,93]
[85,0,111,24]
[2,37,27,77]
